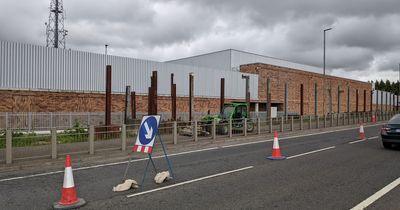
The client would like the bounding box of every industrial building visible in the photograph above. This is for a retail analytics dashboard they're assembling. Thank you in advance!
[0,40,397,120]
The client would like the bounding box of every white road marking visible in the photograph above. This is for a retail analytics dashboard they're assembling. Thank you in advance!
[350,177,400,210]
[126,166,254,198]
[349,139,366,144]
[0,147,219,182]
[287,146,336,159]
[349,136,379,144]
[0,124,382,182]
[222,124,382,149]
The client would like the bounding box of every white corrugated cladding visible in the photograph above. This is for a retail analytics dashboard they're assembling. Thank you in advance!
[0,40,258,99]
[166,50,233,71]
[167,49,323,73]
[230,50,322,73]
[373,90,397,105]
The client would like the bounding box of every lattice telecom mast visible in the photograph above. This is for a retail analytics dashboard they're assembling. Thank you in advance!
[45,0,68,48]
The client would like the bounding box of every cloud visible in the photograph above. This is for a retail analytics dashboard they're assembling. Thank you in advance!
[1,0,400,82]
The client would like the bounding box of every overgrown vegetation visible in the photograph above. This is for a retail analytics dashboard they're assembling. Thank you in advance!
[374,79,400,94]
[0,120,89,148]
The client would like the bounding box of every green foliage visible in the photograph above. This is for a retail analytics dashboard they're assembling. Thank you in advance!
[374,79,400,95]
[57,120,88,144]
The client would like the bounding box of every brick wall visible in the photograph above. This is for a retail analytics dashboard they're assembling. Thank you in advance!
[241,63,374,115]
[0,89,227,114]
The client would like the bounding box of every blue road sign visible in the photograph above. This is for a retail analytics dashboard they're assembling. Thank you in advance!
[139,116,159,145]
[134,115,161,153]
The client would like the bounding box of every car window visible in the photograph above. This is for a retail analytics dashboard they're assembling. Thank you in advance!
[388,114,400,124]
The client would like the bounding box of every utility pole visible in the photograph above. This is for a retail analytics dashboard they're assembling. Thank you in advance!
[323,27,332,115]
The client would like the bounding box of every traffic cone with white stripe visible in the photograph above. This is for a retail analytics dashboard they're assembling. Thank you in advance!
[359,124,366,140]
[267,131,286,160]
[53,155,86,209]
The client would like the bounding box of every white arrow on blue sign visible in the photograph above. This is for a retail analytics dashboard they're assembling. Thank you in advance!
[133,115,161,153]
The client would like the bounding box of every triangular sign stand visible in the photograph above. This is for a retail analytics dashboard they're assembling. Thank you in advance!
[128,115,175,190]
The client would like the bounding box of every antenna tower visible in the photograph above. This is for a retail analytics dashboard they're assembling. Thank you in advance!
[45,0,68,48]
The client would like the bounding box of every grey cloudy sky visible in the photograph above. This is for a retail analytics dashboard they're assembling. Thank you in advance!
[0,0,399,82]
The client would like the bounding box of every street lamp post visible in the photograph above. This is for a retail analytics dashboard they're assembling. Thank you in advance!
[398,64,400,110]
[323,27,332,115]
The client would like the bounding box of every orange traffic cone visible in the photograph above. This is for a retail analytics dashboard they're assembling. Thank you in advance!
[53,155,86,209]
[267,131,286,160]
[359,124,366,140]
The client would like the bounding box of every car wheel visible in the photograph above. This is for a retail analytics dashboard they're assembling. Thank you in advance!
[383,142,392,149]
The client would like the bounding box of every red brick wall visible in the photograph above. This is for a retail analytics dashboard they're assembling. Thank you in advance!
[0,89,227,113]
[241,63,374,115]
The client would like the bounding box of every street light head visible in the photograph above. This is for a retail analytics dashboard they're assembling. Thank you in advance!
[241,75,249,79]
[324,27,333,32]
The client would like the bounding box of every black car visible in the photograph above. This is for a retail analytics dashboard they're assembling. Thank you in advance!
[381,114,400,149]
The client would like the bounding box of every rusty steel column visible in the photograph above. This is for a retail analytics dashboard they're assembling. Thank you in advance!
[172,84,177,120]
[363,90,366,112]
[356,89,359,113]
[189,73,194,121]
[131,91,136,119]
[105,65,112,126]
[124,86,131,124]
[220,78,225,114]
[152,71,158,115]
[370,90,373,112]
[266,78,271,119]
[300,84,304,116]
[171,74,176,121]
[314,82,318,116]
[148,87,152,115]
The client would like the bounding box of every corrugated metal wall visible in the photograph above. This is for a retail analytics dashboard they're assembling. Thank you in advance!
[166,50,233,71]
[373,90,397,105]
[230,50,322,73]
[167,49,323,73]
[0,40,258,99]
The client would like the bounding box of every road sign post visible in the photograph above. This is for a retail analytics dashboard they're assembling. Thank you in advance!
[128,115,175,190]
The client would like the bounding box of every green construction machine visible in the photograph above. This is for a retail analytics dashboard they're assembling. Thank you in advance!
[179,102,254,136]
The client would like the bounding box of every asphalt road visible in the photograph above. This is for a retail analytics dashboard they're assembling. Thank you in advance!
[1,124,400,210]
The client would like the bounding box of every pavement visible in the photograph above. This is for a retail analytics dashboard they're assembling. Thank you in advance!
[1,123,400,210]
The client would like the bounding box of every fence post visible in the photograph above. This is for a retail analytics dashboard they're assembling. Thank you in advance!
[173,121,177,144]
[324,114,327,128]
[280,117,284,132]
[330,114,333,127]
[194,120,198,142]
[336,113,340,126]
[228,119,232,138]
[50,112,53,128]
[300,116,304,130]
[121,124,126,151]
[87,112,91,126]
[243,118,247,137]
[308,115,312,129]
[69,112,73,128]
[5,112,9,129]
[28,112,32,133]
[257,118,261,135]
[316,115,320,129]
[363,112,366,123]
[269,117,273,133]
[51,128,57,159]
[212,118,217,140]
[6,129,12,164]
[291,116,294,131]
[89,125,94,155]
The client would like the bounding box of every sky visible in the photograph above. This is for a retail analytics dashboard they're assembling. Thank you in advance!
[0,0,399,83]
